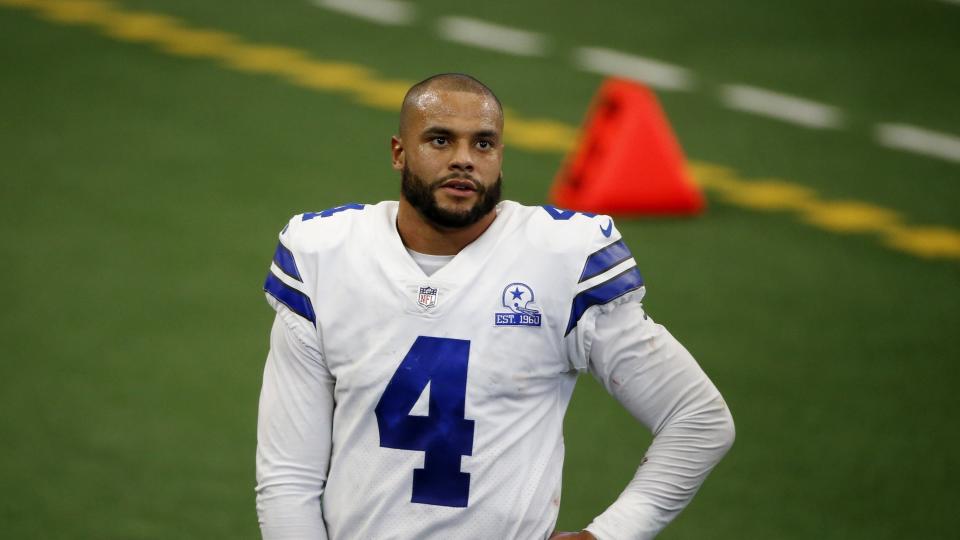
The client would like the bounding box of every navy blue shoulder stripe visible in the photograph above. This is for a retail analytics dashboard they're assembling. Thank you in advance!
[579,240,633,283]
[264,273,316,326]
[565,267,644,335]
[272,241,302,282]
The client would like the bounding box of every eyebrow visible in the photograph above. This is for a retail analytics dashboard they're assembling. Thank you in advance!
[422,126,454,138]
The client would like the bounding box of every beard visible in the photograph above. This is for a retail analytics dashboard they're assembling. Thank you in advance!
[401,166,502,229]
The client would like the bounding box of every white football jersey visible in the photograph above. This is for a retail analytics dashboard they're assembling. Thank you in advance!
[261,200,644,539]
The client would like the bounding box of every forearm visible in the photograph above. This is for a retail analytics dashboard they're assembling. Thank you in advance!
[585,302,735,539]
[256,309,334,539]
[257,494,328,540]
[585,399,734,538]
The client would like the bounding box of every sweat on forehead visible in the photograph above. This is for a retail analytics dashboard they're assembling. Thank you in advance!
[398,73,503,134]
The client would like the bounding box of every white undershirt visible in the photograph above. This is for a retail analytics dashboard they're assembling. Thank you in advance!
[405,248,455,276]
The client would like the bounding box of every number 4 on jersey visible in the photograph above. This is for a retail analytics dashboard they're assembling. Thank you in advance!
[374,337,475,508]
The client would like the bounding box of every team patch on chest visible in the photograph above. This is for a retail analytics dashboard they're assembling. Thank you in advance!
[495,282,542,327]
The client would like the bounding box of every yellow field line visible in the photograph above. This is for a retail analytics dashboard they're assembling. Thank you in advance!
[3,0,958,261]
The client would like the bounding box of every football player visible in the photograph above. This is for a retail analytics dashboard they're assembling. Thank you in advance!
[256,73,734,539]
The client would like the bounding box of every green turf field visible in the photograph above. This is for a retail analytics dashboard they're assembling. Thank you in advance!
[2,1,958,538]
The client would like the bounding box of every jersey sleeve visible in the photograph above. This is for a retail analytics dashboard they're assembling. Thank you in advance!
[263,216,320,344]
[564,216,646,371]
[257,217,333,539]
[582,302,735,539]
[562,220,735,538]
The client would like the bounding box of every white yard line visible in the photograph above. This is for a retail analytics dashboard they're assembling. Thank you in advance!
[573,47,693,91]
[436,16,547,56]
[875,123,960,163]
[308,3,958,168]
[719,84,843,129]
[312,0,414,26]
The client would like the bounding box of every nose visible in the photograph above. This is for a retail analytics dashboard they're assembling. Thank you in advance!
[448,140,474,173]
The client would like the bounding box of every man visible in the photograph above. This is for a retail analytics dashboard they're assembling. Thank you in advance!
[256,73,734,540]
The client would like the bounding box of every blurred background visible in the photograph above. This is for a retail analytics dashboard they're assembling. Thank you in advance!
[2,0,958,538]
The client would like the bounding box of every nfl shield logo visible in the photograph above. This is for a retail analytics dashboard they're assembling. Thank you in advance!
[417,286,438,309]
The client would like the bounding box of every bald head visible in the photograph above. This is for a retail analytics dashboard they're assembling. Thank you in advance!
[398,73,503,136]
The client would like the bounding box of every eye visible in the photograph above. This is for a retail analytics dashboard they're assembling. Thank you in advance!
[476,140,492,150]
[432,137,448,146]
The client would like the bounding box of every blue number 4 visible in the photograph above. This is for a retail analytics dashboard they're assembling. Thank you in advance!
[374,337,475,508]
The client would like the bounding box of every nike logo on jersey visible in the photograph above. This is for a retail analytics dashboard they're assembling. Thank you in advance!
[600,219,613,237]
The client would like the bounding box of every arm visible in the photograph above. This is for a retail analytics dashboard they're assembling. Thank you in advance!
[256,304,335,540]
[583,300,735,540]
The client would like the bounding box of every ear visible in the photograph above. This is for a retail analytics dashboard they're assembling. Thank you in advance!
[391,135,404,171]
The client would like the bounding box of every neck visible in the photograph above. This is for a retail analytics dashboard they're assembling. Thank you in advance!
[396,198,497,255]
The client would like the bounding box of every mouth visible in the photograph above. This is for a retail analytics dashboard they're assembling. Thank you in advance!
[438,178,479,193]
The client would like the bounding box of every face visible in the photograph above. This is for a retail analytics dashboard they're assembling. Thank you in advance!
[392,88,504,228]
